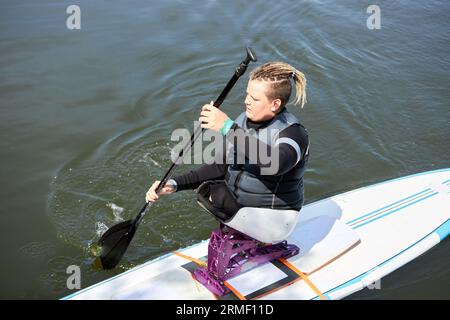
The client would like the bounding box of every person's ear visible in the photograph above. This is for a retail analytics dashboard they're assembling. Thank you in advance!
[271,98,282,113]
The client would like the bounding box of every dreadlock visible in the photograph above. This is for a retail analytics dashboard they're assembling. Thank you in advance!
[250,61,307,108]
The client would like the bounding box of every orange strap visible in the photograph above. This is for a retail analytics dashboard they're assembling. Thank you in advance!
[173,251,207,268]
[173,251,327,300]
[223,281,247,300]
[279,258,328,300]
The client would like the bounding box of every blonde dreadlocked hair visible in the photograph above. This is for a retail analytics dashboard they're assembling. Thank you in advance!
[250,61,307,109]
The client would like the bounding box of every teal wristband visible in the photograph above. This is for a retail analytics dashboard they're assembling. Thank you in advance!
[220,119,234,136]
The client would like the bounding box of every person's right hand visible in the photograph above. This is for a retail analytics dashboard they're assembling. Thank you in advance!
[145,180,175,203]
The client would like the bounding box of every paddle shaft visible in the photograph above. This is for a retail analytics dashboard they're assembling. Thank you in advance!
[134,48,257,227]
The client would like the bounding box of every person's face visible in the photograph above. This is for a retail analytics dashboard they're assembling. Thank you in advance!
[244,80,281,122]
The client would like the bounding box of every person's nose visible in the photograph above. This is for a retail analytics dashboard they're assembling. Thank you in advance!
[244,95,251,106]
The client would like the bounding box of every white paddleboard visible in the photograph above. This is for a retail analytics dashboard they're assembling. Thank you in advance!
[63,168,450,300]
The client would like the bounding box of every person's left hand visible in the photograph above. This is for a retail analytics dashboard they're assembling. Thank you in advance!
[199,101,230,132]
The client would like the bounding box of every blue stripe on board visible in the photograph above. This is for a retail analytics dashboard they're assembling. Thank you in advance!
[317,218,449,300]
[346,188,432,225]
[435,219,450,241]
[305,169,449,210]
[349,190,436,227]
[353,192,439,229]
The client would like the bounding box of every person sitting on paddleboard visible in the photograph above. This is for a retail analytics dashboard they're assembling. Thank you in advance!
[146,61,309,222]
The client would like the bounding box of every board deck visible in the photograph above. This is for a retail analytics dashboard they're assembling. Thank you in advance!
[63,168,450,300]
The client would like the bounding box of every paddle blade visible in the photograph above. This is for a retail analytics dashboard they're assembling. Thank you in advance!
[98,219,137,269]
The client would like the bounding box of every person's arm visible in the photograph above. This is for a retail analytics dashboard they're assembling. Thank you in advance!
[173,163,228,191]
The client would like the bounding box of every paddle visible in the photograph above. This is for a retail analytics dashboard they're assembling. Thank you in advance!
[98,48,257,269]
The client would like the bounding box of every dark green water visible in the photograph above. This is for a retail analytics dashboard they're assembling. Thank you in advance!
[0,0,448,299]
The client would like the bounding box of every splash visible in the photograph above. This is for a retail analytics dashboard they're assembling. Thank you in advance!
[106,202,124,222]
[95,221,109,238]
